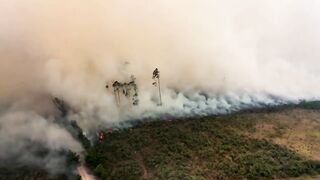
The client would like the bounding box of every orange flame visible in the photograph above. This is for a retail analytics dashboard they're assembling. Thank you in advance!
[77,163,96,180]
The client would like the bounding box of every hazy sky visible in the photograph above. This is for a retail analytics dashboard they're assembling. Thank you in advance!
[1,0,320,172]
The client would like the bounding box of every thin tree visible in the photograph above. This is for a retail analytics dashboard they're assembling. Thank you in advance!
[110,76,139,106]
[129,75,139,106]
[112,81,121,106]
[152,68,162,106]
[121,75,139,106]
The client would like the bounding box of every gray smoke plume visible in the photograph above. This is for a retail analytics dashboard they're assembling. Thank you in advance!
[1,0,320,173]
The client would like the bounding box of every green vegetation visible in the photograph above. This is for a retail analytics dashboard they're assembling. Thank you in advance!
[86,111,320,180]
[296,101,320,110]
[1,101,320,179]
[255,100,320,112]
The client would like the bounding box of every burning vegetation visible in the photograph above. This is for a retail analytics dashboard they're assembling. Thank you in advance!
[39,68,163,179]
[84,104,320,180]
[28,70,320,180]
[97,129,113,143]
[2,1,320,180]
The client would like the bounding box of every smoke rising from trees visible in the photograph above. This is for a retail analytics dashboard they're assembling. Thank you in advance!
[1,0,320,173]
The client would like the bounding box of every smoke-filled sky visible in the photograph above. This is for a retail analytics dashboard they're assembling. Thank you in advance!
[1,0,320,173]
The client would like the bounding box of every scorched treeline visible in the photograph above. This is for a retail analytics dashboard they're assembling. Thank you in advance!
[106,68,163,107]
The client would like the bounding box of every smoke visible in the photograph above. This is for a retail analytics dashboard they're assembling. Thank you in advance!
[0,109,83,173]
[1,0,320,173]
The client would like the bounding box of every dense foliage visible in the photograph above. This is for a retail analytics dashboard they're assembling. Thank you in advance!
[86,110,320,180]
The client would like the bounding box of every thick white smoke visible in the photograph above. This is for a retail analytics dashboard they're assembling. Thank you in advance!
[0,110,83,173]
[1,0,320,172]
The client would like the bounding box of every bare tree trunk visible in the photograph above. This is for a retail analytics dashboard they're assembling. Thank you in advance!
[114,92,118,106]
[158,77,162,106]
[117,90,121,105]
[114,90,120,106]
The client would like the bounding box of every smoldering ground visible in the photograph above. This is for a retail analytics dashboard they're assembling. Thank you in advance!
[1,0,320,174]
